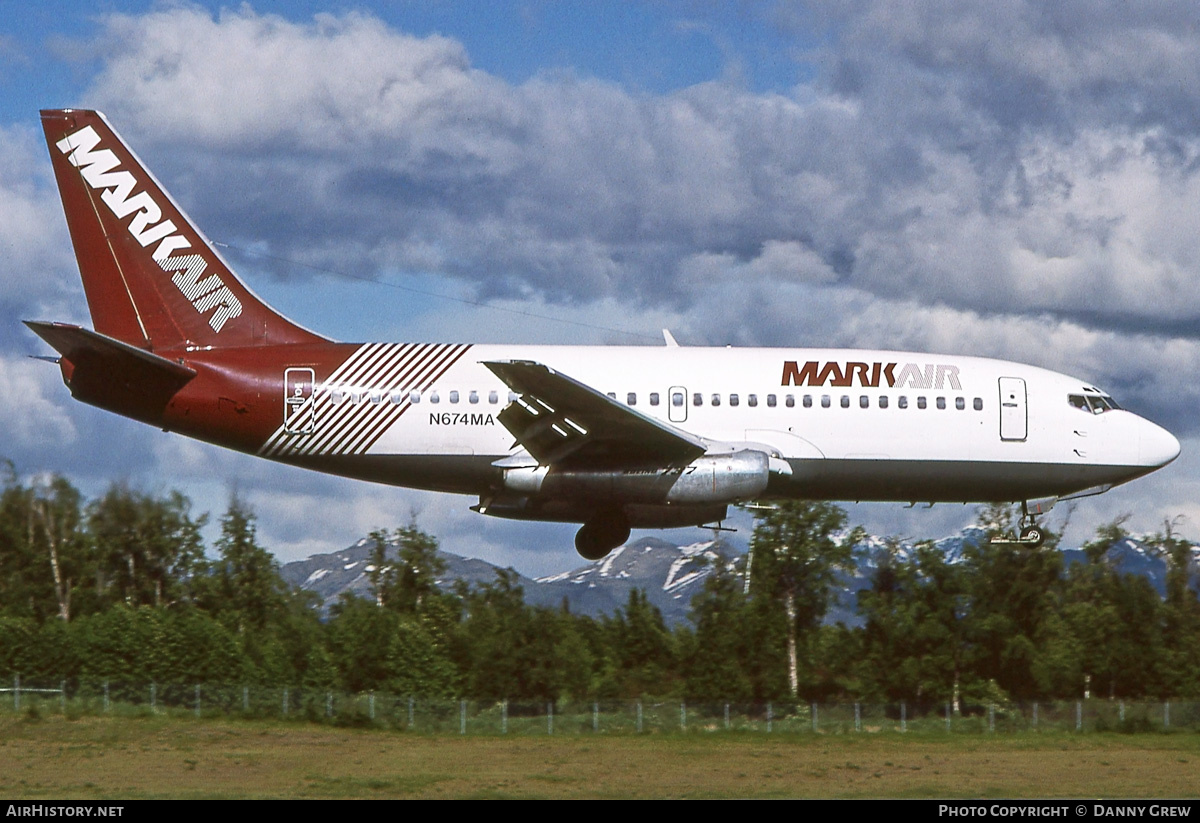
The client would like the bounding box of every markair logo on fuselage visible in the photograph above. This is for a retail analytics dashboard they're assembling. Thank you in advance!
[782,361,963,390]
[56,125,242,333]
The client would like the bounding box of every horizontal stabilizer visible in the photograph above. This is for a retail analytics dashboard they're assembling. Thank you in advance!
[25,321,197,381]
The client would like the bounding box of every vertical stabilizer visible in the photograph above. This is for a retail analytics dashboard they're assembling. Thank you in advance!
[40,109,326,350]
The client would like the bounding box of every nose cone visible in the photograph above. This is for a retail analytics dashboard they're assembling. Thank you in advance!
[1139,421,1181,468]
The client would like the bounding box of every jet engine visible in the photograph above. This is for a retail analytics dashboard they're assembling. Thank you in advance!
[501,449,771,506]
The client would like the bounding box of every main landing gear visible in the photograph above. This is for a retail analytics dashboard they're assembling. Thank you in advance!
[990,499,1053,547]
[575,510,631,561]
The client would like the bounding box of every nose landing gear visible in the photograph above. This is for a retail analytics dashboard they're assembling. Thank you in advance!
[990,498,1054,547]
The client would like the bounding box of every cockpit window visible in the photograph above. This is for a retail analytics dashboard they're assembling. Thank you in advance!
[1069,394,1121,414]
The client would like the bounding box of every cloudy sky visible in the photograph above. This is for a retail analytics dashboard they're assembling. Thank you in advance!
[3,0,1200,576]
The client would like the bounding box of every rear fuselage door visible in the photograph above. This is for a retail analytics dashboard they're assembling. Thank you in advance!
[284,367,316,435]
[998,376,1027,442]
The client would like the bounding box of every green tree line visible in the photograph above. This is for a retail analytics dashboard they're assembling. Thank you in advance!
[2,462,1198,703]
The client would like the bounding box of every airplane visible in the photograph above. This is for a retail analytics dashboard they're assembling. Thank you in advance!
[27,109,1181,560]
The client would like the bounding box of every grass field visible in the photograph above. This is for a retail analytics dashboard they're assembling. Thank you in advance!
[2,714,1200,798]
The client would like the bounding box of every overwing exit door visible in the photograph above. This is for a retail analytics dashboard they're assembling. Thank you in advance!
[669,386,687,423]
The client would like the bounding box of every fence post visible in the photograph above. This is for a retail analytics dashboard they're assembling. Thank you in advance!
[855,702,861,733]
[243,686,249,713]
[945,702,951,732]
[767,702,773,733]
[988,703,995,733]
[901,701,907,733]
[1076,700,1082,732]
[502,699,507,734]
[680,701,686,732]
[194,684,201,718]
[1033,701,1038,728]
[13,674,18,712]
[637,701,643,734]
[812,702,818,733]
[593,701,599,733]
[460,700,466,735]
[1164,701,1170,729]
[282,687,288,717]
[60,680,66,713]
[150,682,156,712]
[104,681,110,713]
[724,703,730,730]
[1119,700,1125,723]
[548,701,554,735]
[369,692,375,722]
[408,696,415,729]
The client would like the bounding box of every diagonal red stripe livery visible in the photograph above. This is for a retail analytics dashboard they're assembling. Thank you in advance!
[27,109,1180,561]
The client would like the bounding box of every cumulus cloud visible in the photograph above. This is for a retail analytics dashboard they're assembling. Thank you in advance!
[67,2,1200,342]
[7,2,1199,568]
[0,124,78,318]
[0,355,76,449]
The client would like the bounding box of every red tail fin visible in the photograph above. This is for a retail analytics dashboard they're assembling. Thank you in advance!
[41,109,326,350]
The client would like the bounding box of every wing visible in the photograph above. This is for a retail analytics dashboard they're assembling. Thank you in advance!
[482,360,707,466]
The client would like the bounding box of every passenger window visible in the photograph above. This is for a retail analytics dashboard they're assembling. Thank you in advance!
[508,392,519,403]
[729,394,739,407]
[672,392,684,407]
[748,394,757,407]
[430,391,440,404]
[489,390,499,404]
[898,396,908,409]
[369,390,383,404]
[955,397,965,410]
[711,393,721,407]
[859,395,869,409]
[449,390,459,404]
[693,393,703,406]
[627,392,637,406]
[767,394,777,408]
[974,397,983,411]
[936,397,946,410]
[879,396,888,409]
[331,389,346,405]
[650,392,660,406]
[469,391,479,404]
[802,395,812,408]
[840,395,850,408]
[410,391,421,404]
[821,395,831,408]
[607,392,616,399]
[917,397,927,409]
[786,394,796,408]
[389,390,404,405]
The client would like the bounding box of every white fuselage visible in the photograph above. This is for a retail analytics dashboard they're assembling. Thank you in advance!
[269,344,1179,511]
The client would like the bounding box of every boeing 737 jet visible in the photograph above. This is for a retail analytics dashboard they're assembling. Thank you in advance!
[27,109,1181,559]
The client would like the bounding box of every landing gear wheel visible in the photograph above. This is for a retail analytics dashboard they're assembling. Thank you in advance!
[1019,525,1044,546]
[575,512,631,561]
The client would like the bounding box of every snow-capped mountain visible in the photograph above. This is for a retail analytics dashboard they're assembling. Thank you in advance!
[279,527,1200,627]
[280,534,733,625]
[524,537,729,624]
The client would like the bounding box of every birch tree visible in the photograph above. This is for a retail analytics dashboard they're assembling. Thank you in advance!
[747,501,861,698]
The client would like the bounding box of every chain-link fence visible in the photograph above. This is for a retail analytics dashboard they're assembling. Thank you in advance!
[3,678,1198,734]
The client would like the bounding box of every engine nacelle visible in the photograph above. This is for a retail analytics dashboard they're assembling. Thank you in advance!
[501,450,770,506]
